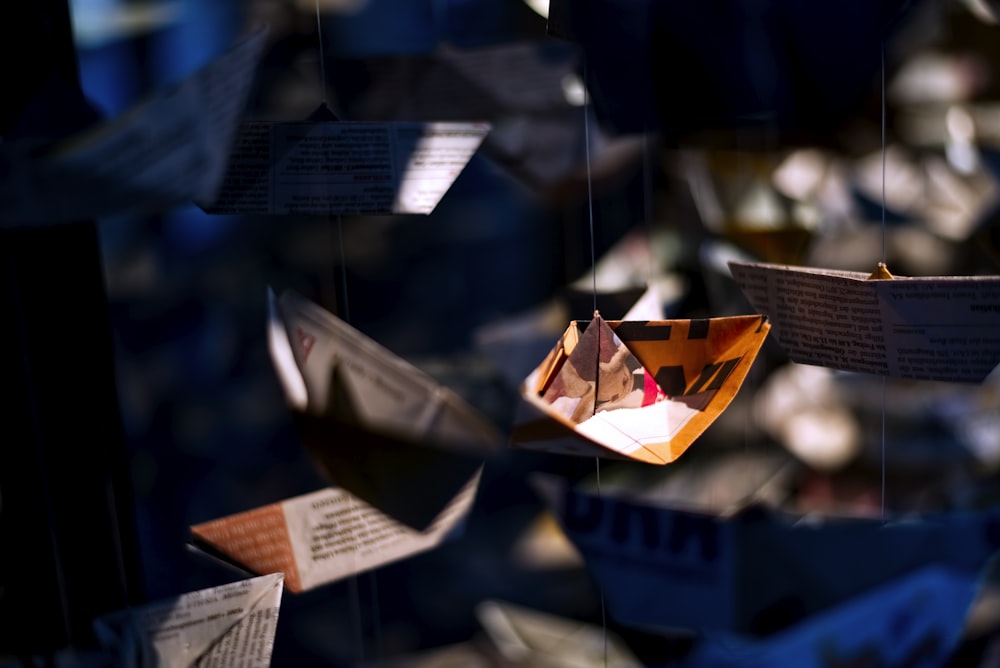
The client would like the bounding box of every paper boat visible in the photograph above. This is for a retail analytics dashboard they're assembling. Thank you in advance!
[679,565,983,668]
[534,474,1000,636]
[0,28,266,227]
[93,573,283,667]
[728,260,1000,383]
[268,288,502,529]
[189,468,481,594]
[200,112,490,215]
[511,312,769,463]
[328,41,596,191]
[475,599,644,667]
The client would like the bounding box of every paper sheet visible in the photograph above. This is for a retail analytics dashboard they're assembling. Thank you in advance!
[189,469,480,593]
[728,260,1000,382]
[200,121,489,215]
[0,28,266,226]
[512,313,770,464]
[93,573,283,668]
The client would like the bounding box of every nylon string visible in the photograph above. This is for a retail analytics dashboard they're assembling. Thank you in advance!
[880,42,887,522]
[315,1,374,659]
[582,60,609,668]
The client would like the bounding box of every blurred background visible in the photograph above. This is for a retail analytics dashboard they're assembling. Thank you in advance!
[8,0,1000,664]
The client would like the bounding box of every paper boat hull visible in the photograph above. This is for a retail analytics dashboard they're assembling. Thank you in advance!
[729,261,1000,383]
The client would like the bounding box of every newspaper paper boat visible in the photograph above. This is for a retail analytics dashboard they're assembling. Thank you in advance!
[511,312,770,464]
[93,573,283,667]
[729,260,1000,383]
[534,474,1000,636]
[678,566,980,668]
[268,288,502,529]
[189,470,480,593]
[201,106,490,216]
[0,29,267,227]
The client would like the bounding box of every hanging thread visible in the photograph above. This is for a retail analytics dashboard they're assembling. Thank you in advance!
[880,42,887,522]
[337,214,351,322]
[313,2,377,658]
[347,534,366,665]
[368,572,383,661]
[582,59,609,668]
[583,63,598,313]
[314,0,328,106]
[880,43,886,264]
[595,455,608,666]
[642,131,656,285]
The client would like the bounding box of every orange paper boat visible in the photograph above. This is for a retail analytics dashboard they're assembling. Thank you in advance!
[512,313,770,464]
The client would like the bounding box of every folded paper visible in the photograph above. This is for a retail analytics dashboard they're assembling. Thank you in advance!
[681,150,816,265]
[852,142,999,242]
[268,288,502,529]
[535,475,1000,636]
[93,573,283,668]
[475,281,678,393]
[189,469,480,593]
[0,28,266,226]
[680,566,982,668]
[475,599,644,668]
[512,313,769,463]
[200,119,489,215]
[325,41,631,191]
[728,260,1000,382]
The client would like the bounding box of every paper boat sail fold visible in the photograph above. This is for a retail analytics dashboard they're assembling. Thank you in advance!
[268,288,502,529]
[512,313,770,464]
[728,260,1000,383]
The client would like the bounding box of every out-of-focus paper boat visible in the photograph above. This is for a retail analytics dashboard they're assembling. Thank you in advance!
[853,113,999,241]
[562,227,686,319]
[475,599,644,668]
[199,110,490,215]
[534,474,1000,636]
[93,573,283,667]
[680,150,817,265]
[357,641,505,668]
[268,288,502,529]
[511,312,769,463]
[728,260,1000,383]
[0,28,266,227]
[322,40,602,193]
[679,565,983,668]
[189,469,480,594]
